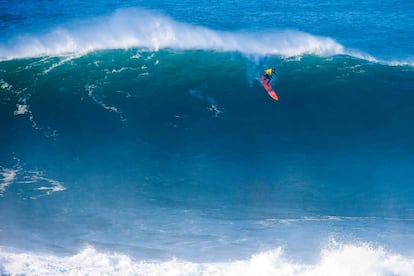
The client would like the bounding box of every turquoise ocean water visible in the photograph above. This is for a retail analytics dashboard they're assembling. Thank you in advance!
[1,1,414,275]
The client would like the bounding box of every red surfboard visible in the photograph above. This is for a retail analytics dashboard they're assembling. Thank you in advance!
[260,75,279,101]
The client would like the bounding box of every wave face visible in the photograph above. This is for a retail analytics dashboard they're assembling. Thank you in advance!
[1,49,414,264]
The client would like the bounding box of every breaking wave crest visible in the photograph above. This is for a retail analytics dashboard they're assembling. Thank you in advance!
[0,8,357,61]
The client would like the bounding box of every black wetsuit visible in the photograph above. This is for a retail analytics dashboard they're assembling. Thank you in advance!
[263,73,272,84]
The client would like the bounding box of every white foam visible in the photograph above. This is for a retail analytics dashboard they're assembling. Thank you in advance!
[0,79,12,90]
[208,104,224,117]
[85,84,127,122]
[43,54,81,74]
[0,164,66,197]
[31,175,67,195]
[13,104,29,115]
[189,89,224,117]
[0,9,348,61]
[0,241,413,276]
[1,78,58,137]
[0,168,17,194]
[258,216,374,226]
[2,9,411,66]
[386,59,414,67]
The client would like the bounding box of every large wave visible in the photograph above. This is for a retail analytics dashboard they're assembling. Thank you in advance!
[1,30,414,276]
[0,8,369,61]
[1,49,413,142]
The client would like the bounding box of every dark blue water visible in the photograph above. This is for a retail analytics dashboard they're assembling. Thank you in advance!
[1,1,414,275]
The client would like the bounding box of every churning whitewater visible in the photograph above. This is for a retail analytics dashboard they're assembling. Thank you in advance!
[1,9,368,61]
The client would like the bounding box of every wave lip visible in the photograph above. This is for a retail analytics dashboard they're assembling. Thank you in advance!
[0,8,348,60]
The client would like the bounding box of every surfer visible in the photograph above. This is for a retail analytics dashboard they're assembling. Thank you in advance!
[263,68,276,84]
[260,68,279,101]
